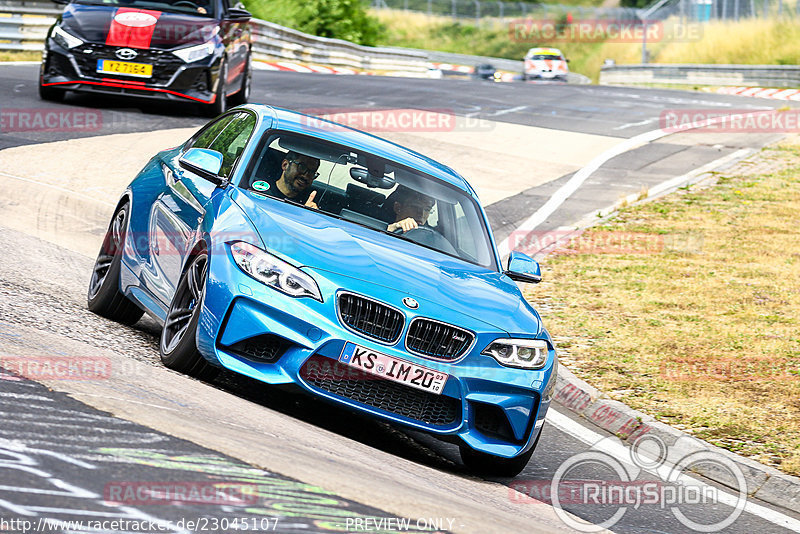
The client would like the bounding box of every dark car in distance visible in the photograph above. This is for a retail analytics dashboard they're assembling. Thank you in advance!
[39,0,251,115]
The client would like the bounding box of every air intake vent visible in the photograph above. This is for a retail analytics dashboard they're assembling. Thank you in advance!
[226,334,286,363]
[300,355,460,427]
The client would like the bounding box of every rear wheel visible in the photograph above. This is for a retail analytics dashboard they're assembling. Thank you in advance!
[160,251,219,380]
[87,203,144,325]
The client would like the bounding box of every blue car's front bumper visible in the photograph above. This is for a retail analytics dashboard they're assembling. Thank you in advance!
[194,247,556,459]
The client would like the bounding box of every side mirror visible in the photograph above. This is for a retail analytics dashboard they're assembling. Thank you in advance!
[505,251,542,283]
[224,8,251,21]
[179,148,224,185]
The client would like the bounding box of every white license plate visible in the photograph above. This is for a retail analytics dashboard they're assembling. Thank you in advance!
[339,342,448,395]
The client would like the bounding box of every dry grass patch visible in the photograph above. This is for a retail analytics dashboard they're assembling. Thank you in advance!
[0,50,41,62]
[526,139,800,475]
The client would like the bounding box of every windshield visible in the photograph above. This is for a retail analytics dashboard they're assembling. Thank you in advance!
[73,0,216,18]
[241,132,497,270]
[530,54,562,61]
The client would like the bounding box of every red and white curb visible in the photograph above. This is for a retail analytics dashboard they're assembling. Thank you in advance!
[253,60,356,75]
[717,86,800,101]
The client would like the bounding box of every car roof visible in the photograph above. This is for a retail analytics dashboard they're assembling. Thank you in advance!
[239,104,474,193]
[527,47,563,55]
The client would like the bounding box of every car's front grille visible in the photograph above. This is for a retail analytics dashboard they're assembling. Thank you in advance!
[225,334,286,363]
[337,293,404,344]
[72,44,184,85]
[406,318,473,360]
[300,355,460,427]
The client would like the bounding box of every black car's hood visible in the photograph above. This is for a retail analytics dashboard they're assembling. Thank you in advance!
[60,3,218,48]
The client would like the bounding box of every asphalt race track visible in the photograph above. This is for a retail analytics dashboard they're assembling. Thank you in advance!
[1,63,800,534]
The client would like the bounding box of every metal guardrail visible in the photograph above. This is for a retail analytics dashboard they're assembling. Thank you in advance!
[0,0,428,72]
[600,64,800,88]
[249,19,427,72]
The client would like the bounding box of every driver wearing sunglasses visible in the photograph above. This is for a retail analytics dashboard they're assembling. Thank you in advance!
[268,151,321,208]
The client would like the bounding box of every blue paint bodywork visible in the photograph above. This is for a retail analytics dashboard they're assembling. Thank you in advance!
[117,105,557,460]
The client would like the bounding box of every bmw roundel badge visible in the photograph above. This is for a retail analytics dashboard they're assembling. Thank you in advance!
[402,297,419,309]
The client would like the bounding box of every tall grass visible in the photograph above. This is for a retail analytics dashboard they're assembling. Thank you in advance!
[373,10,800,81]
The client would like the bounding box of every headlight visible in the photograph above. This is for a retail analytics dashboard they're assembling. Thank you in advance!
[52,26,83,49]
[482,338,549,369]
[172,40,216,63]
[230,241,322,302]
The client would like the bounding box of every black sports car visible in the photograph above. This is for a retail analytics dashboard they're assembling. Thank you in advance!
[39,0,251,115]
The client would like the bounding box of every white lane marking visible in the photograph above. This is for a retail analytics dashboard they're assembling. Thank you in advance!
[0,171,115,207]
[612,117,660,130]
[0,392,54,401]
[547,409,800,532]
[646,148,751,198]
[496,109,778,258]
[566,148,754,232]
[0,61,40,66]
[490,105,528,117]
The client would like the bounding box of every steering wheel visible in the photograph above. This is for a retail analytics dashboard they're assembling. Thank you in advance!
[401,226,458,255]
[173,1,199,8]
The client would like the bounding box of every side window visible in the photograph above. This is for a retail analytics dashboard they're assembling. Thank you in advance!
[190,114,237,150]
[208,112,257,178]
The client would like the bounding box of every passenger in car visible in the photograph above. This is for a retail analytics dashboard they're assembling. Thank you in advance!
[384,186,435,233]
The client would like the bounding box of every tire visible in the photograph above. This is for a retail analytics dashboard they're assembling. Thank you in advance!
[87,203,144,325]
[160,251,219,380]
[39,82,65,102]
[204,58,228,117]
[227,54,251,107]
[459,428,542,477]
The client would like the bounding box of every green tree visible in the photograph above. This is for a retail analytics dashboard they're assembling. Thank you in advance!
[620,0,651,8]
[295,0,385,46]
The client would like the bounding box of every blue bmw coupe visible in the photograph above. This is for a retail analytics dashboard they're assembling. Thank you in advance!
[88,105,557,476]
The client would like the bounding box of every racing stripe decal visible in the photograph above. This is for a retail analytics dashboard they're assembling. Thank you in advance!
[106,8,162,49]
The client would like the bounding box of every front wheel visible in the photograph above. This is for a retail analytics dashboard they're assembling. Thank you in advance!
[87,203,144,325]
[39,82,65,102]
[160,251,218,380]
[227,55,251,107]
[205,59,228,117]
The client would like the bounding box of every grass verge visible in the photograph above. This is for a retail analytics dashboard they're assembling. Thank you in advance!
[525,137,800,476]
[0,51,41,62]
[373,11,800,82]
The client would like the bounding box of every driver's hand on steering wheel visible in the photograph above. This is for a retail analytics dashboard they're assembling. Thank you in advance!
[387,217,418,233]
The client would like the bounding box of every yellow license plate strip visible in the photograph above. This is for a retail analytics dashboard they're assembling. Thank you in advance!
[96,59,153,78]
